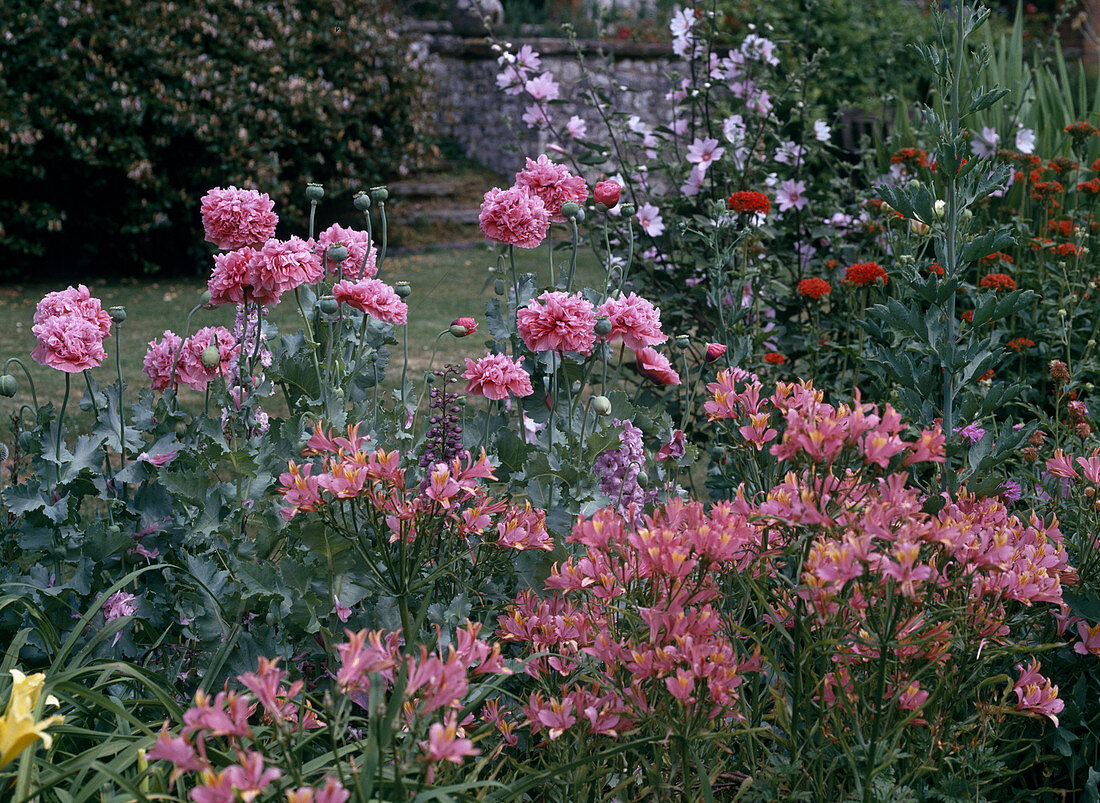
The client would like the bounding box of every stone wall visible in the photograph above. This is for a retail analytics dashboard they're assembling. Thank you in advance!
[415,25,675,178]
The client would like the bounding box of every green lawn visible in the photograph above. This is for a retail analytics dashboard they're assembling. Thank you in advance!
[0,244,604,417]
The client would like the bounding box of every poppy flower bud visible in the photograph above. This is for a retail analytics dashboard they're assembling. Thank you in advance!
[594,180,621,207]
[201,345,221,369]
[493,278,506,295]
[0,374,17,397]
[705,342,727,362]
[449,317,477,337]
[636,470,649,488]
[592,395,612,415]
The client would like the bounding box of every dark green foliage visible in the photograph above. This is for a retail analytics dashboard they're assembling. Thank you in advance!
[0,0,432,279]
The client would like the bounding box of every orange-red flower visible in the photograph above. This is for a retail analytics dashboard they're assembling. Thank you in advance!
[980,273,1017,291]
[844,261,887,287]
[797,277,831,299]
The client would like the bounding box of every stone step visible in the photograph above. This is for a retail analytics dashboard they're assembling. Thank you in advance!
[401,208,481,225]
[389,178,462,198]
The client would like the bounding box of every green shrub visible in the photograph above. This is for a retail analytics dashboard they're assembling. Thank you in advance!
[0,0,433,280]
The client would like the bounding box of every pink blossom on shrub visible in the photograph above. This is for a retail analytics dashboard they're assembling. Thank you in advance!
[317,222,378,279]
[207,247,255,306]
[33,284,112,338]
[516,291,597,354]
[596,292,667,349]
[176,326,238,391]
[634,347,680,385]
[478,186,551,248]
[249,236,323,304]
[200,186,279,250]
[463,353,534,400]
[332,278,408,325]
[143,330,184,391]
[514,154,589,222]
[31,314,109,373]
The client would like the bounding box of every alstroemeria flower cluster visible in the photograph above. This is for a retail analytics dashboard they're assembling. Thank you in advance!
[146,622,512,795]
[278,422,553,552]
[499,499,767,743]
[31,284,112,373]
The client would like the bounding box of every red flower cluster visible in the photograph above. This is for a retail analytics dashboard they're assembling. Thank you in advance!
[979,251,1013,265]
[1065,121,1099,139]
[1031,181,1064,202]
[1048,157,1077,173]
[890,147,928,169]
[1079,179,1100,195]
[727,190,771,215]
[797,277,832,299]
[927,262,945,276]
[844,261,887,287]
[1007,337,1035,352]
[980,273,1017,291]
[1055,242,1081,257]
[764,352,786,365]
[1048,218,1074,237]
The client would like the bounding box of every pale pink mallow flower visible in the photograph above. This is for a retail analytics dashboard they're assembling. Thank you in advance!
[332,278,408,325]
[565,115,587,138]
[463,354,534,401]
[317,223,378,279]
[143,330,184,391]
[200,186,279,250]
[103,591,137,621]
[34,284,113,338]
[524,71,560,101]
[514,154,589,223]
[636,203,665,237]
[207,247,256,306]
[775,179,808,212]
[176,326,238,391]
[635,347,681,385]
[596,293,667,349]
[249,237,323,304]
[516,291,598,354]
[479,186,551,248]
[686,137,724,173]
[31,314,108,373]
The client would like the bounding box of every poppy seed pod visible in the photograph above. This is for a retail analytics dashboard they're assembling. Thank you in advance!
[109,306,127,323]
[305,183,325,201]
[327,243,348,263]
[353,192,371,211]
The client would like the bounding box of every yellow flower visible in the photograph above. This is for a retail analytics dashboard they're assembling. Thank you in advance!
[0,669,65,770]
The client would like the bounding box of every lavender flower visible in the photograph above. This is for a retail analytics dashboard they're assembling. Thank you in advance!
[419,364,466,474]
[594,418,656,521]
